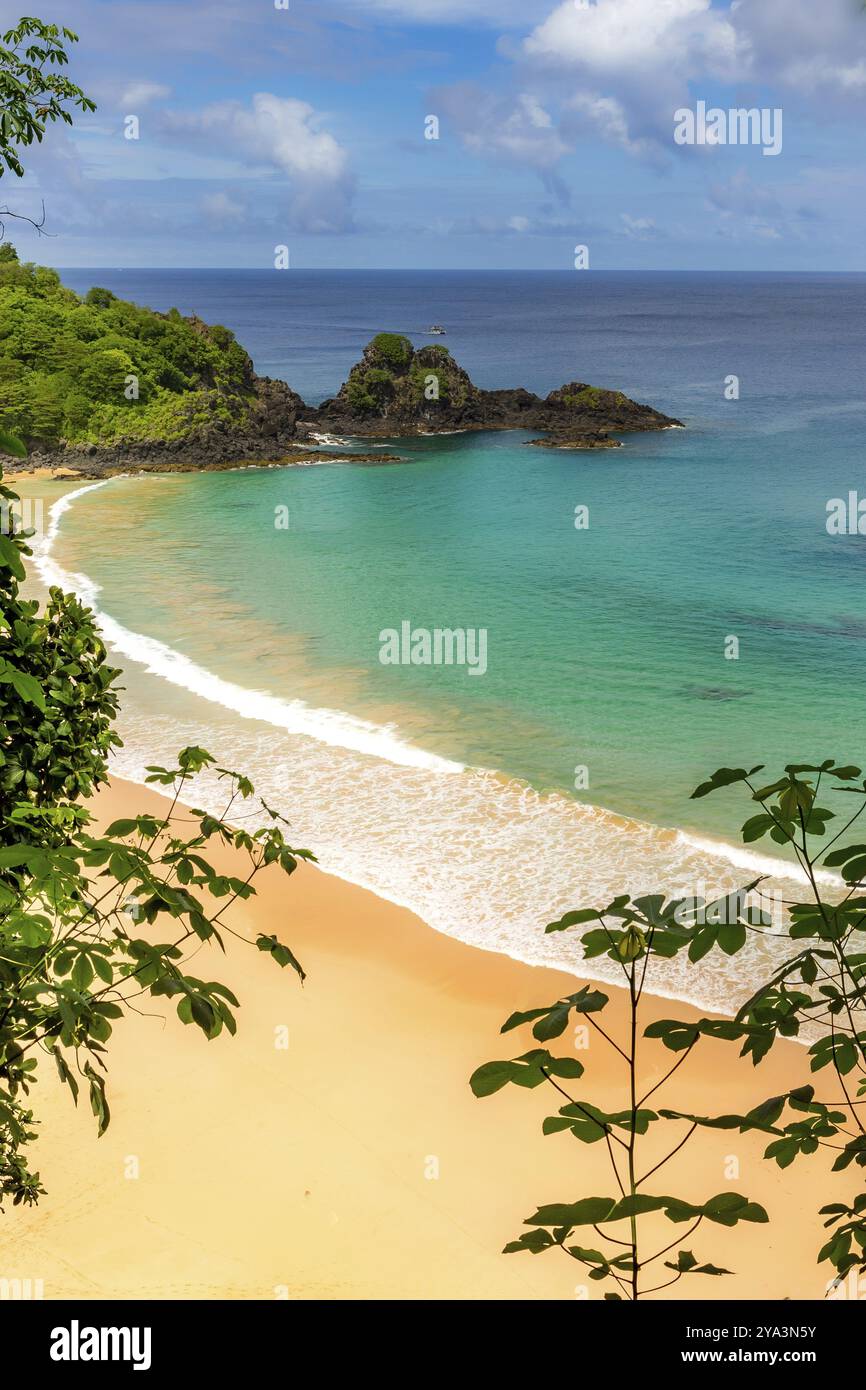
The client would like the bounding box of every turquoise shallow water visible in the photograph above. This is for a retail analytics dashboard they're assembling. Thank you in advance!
[35,270,866,1009]
[51,422,866,839]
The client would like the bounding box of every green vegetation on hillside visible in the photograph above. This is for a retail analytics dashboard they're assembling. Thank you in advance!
[0,244,257,450]
[342,333,468,416]
[369,332,413,368]
[563,386,602,410]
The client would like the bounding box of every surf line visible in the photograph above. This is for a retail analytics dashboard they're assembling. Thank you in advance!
[34,478,465,774]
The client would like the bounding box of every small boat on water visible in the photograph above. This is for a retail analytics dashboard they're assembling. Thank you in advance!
[427,324,446,335]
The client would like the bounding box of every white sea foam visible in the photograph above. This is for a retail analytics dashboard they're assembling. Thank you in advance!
[674,829,841,889]
[106,717,816,1018]
[306,432,352,446]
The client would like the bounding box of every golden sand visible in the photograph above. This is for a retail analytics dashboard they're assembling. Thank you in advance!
[0,777,851,1300]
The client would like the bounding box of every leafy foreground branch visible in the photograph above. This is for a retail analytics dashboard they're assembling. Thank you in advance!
[0,470,312,1210]
[474,756,866,1299]
[0,18,95,180]
[471,894,770,1300]
[676,760,866,1292]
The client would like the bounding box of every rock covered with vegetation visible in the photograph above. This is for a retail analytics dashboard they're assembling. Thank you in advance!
[316,332,475,426]
[0,255,680,472]
[307,332,681,440]
[0,243,303,467]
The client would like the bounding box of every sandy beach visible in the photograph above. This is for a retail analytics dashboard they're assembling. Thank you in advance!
[0,775,850,1301]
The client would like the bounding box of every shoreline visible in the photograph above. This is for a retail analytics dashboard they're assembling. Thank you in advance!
[1,773,848,1301]
[27,470,823,1021]
[0,445,406,484]
[0,419,653,483]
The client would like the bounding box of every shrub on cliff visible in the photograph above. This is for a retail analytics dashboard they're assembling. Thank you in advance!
[0,245,257,450]
[369,332,413,369]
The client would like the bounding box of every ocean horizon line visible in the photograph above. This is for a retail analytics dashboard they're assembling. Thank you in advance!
[51,265,866,277]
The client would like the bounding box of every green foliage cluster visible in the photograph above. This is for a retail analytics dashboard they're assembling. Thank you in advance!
[472,896,769,1299]
[409,362,449,404]
[368,332,412,369]
[563,386,603,410]
[475,757,866,1299]
[0,471,310,1209]
[0,18,95,179]
[0,515,120,847]
[0,244,256,449]
[343,338,467,415]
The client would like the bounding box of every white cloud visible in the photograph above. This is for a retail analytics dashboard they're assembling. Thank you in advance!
[619,213,657,239]
[521,0,742,160]
[707,169,781,220]
[160,94,355,232]
[434,85,568,171]
[732,0,866,102]
[118,82,171,109]
[200,191,246,224]
[563,93,659,162]
[524,0,740,78]
[516,0,866,165]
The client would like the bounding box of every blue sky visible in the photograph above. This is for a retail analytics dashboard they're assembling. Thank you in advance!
[4,0,866,269]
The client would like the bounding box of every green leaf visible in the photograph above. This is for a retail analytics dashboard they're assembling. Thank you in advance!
[51,1047,79,1106]
[718,921,747,955]
[70,953,93,991]
[103,818,142,837]
[609,1193,668,1219]
[545,908,601,933]
[502,1230,554,1255]
[692,765,764,799]
[741,813,775,842]
[0,534,25,578]
[526,1197,617,1227]
[255,933,306,982]
[643,1018,700,1051]
[470,1049,583,1098]
[84,1064,110,1137]
[664,1249,732,1276]
[0,659,46,710]
[0,427,27,460]
[702,1192,769,1226]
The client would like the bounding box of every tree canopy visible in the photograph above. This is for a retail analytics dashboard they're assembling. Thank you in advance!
[0,246,258,449]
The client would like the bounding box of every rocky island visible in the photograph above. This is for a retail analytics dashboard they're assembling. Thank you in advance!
[0,248,682,478]
[303,333,680,446]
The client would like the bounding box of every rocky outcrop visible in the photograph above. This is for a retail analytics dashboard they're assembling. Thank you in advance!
[4,330,682,477]
[13,376,308,475]
[527,434,622,450]
[300,334,682,441]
